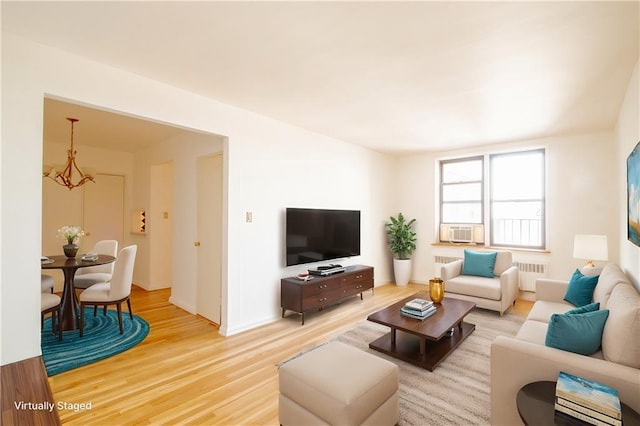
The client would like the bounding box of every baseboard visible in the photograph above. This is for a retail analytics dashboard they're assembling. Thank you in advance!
[518,290,535,302]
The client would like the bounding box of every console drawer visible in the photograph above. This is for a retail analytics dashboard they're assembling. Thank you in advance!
[340,269,373,287]
[301,277,340,297]
[302,288,342,310]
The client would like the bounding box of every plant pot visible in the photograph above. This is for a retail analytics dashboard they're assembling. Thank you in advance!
[393,258,412,286]
[63,244,79,258]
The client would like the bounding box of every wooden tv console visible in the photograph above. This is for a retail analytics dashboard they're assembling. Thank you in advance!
[281,265,374,325]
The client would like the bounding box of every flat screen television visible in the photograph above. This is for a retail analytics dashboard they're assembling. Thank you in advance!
[286,208,361,267]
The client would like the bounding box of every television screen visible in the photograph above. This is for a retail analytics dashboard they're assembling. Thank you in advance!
[286,208,361,266]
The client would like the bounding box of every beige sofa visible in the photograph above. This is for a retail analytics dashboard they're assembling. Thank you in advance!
[441,250,519,315]
[490,263,640,425]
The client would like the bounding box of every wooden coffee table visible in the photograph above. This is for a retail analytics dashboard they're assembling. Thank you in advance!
[367,292,476,371]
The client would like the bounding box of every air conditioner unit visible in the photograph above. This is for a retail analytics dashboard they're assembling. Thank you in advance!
[440,224,484,244]
[450,225,473,243]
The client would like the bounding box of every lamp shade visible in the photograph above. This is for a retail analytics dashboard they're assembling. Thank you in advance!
[573,235,608,262]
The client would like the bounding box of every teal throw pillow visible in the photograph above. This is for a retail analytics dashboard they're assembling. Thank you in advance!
[563,269,599,307]
[545,309,609,355]
[462,250,498,278]
[565,302,600,315]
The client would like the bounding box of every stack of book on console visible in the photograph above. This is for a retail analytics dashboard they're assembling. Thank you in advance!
[401,298,436,321]
[554,371,622,426]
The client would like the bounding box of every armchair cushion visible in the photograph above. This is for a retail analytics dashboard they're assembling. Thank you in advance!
[461,250,497,278]
[564,269,599,307]
[443,275,502,300]
[545,309,609,355]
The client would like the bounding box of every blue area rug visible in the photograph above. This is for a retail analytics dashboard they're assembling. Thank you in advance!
[41,307,149,376]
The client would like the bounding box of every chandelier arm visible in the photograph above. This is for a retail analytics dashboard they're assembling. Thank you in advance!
[43,117,94,190]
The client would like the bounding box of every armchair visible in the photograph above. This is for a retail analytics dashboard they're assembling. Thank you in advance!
[440,250,519,315]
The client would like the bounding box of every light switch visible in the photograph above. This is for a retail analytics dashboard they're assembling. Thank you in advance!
[246,212,253,223]
[163,211,169,219]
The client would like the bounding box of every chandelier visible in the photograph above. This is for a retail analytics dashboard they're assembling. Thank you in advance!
[43,117,95,190]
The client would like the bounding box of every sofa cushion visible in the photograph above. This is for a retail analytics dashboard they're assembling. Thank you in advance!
[515,319,549,344]
[602,283,640,368]
[545,310,609,355]
[527,300,575,323]
[564,269,599,307]
[593,263,632,307]
[445,275,501,300]
[566,302,600,315]
[462,250,497,278]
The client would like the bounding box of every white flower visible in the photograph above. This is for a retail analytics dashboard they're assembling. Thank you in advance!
[57,225,85,245]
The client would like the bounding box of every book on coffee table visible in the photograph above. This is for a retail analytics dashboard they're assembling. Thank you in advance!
[401,305,436,320]
[405,298,433,311]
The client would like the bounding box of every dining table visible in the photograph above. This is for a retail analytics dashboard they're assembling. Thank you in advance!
[41,254,116,331]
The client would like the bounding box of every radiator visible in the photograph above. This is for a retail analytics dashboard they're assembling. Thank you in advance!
[514,261,547,292]
[433,256,461,278]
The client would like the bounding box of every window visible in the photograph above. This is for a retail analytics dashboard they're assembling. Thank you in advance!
[440,156,483,224]
[439,149,545,249]
[490,149,545,249]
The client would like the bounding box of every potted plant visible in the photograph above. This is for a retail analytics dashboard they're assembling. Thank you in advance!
[385,213,417,286]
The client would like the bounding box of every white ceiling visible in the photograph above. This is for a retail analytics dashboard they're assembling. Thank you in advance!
[4,1,639,154]
[43,98,189,153]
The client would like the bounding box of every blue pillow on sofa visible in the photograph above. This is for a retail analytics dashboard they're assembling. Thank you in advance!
[462,250,497,278]
[545,309,609,355]
[565,302,600,315]
[563,269,599,307]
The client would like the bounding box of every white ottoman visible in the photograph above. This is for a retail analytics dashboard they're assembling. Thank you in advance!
[279,341,399,426]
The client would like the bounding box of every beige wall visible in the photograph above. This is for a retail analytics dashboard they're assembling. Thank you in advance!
[148,162,173,290]
[616,61,640,290]
[396,130,618,283]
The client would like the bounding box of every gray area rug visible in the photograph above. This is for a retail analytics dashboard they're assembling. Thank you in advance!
[332,309,524,426]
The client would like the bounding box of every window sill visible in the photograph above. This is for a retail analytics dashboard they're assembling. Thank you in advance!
[431,242,550,254]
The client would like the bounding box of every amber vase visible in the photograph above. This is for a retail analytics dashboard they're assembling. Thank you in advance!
[429,278,445,303]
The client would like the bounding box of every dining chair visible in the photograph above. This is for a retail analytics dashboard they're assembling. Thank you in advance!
[73,240,119,290]
[41,292,62,341]
[41,274,54,293]
[79,245,137,336]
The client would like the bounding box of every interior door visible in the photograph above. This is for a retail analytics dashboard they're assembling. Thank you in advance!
[196,154,223,324]
[83,174,125,253]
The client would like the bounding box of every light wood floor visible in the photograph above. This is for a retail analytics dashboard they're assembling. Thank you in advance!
[49,283,533,425]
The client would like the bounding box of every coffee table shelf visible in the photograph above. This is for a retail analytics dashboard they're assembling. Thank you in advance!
[369,322,475,371]
[367,293,476,371]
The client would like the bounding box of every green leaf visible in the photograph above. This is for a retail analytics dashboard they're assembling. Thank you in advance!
[385,212,417,259]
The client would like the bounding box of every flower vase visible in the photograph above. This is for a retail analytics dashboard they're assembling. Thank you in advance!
[63,244,79,258]
[429,277,445,303]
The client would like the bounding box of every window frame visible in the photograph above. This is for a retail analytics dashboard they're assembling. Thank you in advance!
[439,155,484,225]
[489,149,546,250]
[438,148,546,250]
